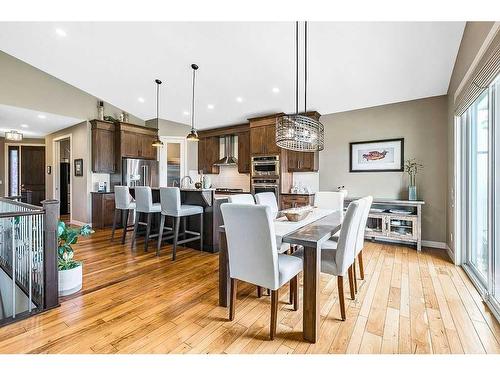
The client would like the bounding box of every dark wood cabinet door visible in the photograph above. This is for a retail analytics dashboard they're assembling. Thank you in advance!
[197,138,206,173]
[141,135,157,160]
[237,131,250,173]
[287,150,318,172]
[250,126,266,155]
[265,124,280,155]
[121,130,140,158]
[103,194,116,227]
[92,127,116,172]
[198,137,220,174]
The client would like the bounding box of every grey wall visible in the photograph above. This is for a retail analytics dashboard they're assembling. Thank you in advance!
[319,95,448,243]
[446,22,496,255]
[147,118,198,172]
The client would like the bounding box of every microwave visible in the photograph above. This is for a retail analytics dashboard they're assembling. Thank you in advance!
[251,155,280,177]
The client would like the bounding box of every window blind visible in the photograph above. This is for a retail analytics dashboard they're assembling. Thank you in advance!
[454,35,500,116]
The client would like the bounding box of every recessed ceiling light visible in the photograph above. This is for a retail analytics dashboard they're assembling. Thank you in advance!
[55,28,67,37]
[207,104,214,110]
[183,111,190,116]
[20,124,29,128]
[236,97,243,103]
[272,87,280,93]
[37,114,46,119]
[138,97,145,103]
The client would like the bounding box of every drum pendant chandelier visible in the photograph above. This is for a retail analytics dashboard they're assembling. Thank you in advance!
[276,21,324,152]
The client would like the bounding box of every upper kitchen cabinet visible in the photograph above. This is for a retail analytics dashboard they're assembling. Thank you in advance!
[237,130,250,174]
[118,123,158,160]
[248,113,282,156]
[287,149,319,172]
[91,120,116,173]
[198,136,220,174]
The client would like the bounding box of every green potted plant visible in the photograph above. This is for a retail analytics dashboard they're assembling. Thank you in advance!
[57,221,93,296]
[404,158,423,200]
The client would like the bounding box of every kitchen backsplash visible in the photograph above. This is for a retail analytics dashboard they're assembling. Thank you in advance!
[189,165,250,191]
[292,172,319,193]
[91,173,110,192]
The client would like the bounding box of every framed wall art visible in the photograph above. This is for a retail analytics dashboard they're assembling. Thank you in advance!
[74,158,84,176]
[349,138,404,172]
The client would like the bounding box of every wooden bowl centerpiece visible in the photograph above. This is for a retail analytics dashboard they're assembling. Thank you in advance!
[281,206,313,222]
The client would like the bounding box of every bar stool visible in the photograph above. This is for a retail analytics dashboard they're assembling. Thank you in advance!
[130,186,161,252]
[157,187,204,260]
[111,186,136,244]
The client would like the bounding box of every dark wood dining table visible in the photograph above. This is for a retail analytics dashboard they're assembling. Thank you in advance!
[218,210,342,343]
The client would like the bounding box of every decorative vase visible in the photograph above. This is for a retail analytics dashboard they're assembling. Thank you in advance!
[58,264,83,296]
[408,185,417,201]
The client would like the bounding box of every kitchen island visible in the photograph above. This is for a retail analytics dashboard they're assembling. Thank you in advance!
[129,187,218,253]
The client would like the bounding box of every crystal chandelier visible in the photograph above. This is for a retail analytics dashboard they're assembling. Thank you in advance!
[276,21,324,152]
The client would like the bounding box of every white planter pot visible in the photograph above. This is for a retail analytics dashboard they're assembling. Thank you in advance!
[58,264,82,296]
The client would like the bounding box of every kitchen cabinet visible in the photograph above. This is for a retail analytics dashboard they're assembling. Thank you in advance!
[119,123,158,160]
[280,193,314,209]
[237,131,250,173]
[91,120,116,173]
[287,150,319,172]
[91,192,116,228]
[250,125,279,155]
[198,136,220,174]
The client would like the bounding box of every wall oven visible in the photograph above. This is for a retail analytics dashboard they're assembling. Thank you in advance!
[251,155,280,177]
[252,178,280,199]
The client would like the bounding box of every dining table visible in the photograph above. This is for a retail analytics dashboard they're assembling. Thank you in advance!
[218,208,343,343]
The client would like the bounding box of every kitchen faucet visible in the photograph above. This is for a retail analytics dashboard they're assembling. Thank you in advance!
[180,175,193,188]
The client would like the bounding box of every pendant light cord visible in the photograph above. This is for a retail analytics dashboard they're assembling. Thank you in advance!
[304,21,307,113]
[295,21,299,115]
[156,81,160,131]
[191,67,196,131]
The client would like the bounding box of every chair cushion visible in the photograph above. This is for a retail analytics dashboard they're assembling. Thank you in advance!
[278,254,303,288]
[291,247,340,276]
[163,204,203,217]
[322,238,338,250]
[137,202,161,213]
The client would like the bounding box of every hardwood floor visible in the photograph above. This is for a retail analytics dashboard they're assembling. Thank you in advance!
[0,227,499,354]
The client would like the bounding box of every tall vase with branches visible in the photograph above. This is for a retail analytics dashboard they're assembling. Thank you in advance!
[404,158,423,200]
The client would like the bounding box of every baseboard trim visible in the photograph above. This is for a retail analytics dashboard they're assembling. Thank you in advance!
[70,219,89,227]
[445,244,456,264]
[421,240,447,249]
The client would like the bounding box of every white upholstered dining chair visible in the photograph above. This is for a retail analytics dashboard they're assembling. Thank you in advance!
[353,196,373,286]
[227,194,255,204]
[314,191,344,215]
[293,199,365,320]
[221,203,303,339]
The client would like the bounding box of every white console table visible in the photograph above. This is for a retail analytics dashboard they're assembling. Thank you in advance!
[344,197,425,251]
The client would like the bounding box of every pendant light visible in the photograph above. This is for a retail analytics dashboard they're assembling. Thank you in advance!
[152,78,164,147]
[186,64,199,141]
[276,21,324,152]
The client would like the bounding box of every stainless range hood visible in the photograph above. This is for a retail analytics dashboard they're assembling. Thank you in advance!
[214,135,238,166]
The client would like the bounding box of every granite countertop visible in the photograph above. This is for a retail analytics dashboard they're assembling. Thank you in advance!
[128,187,215,192]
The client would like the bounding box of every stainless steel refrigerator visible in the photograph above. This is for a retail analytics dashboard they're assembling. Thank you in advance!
[122,158,159,187]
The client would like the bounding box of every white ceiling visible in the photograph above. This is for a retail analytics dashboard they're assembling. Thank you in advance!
[0,104,82,138]
[0,22,464,129]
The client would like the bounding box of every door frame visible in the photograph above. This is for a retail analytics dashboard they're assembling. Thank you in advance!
[4,142,45,198]
[52,134,73,223]
[158,136,187,187]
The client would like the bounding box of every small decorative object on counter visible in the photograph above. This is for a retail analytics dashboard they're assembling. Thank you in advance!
[337,185,348,197]
[123,112,129,123]
[103,115,117,123]
[404,158,423,200]
[290,183,299,194]
[97,100,104,120]
[119,112,125,122]
[195,182,202,189]
[202,175,211,189]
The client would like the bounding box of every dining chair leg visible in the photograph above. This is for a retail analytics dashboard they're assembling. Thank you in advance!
[358,250,365,280]
[172,216,180,261]
[229,278,237,321]
[290,275,298,311]
[257,286,262,298]
[353,261,358,294]
[199,212,204,253]
[270,289,279,340]
[348,265,355,300]
[144,213,152,252]
[289,277,294,305]
[111,208,119,242]
[337,276,346,321]
[157,214,165,256]
[121,209,130,245]
[130,213,140,249]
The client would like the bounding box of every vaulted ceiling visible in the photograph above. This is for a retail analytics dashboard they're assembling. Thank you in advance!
[0,22,464,129]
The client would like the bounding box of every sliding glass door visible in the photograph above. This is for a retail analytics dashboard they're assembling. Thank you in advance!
[460,72,500,318]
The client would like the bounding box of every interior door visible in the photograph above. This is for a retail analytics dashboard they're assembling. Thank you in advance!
[21,146,46,206]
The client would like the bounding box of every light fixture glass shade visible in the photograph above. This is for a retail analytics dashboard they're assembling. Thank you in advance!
[186,129,199,141]
[5,130,23,141]
[152,136,164,147]
[276,114,324,152]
